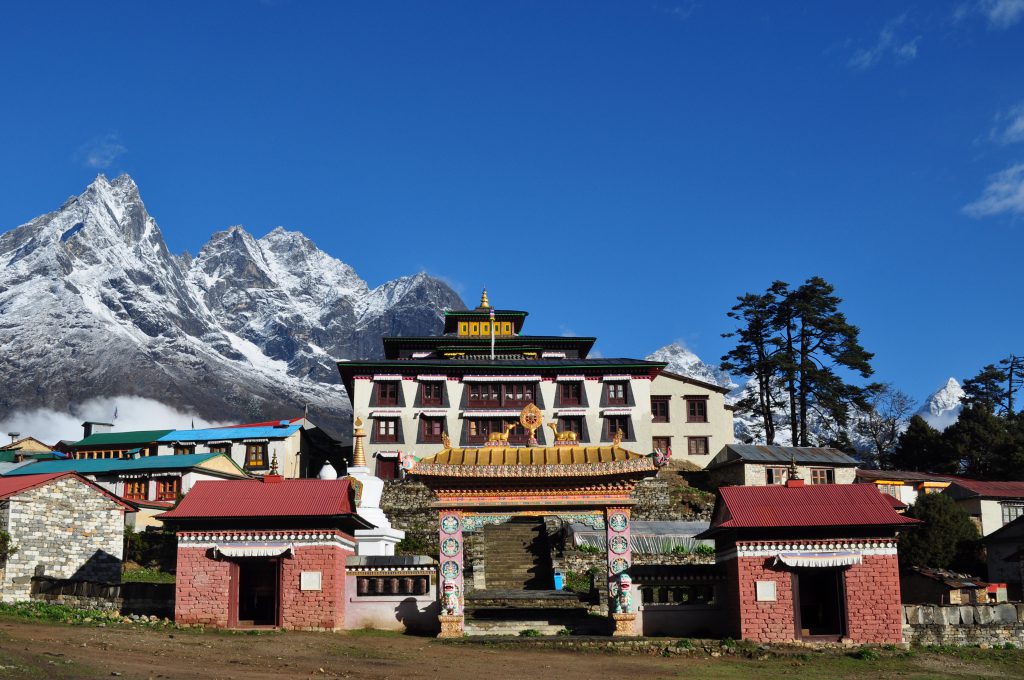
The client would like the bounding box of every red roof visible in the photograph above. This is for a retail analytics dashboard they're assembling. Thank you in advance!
[158,478,357,520]
[703,483,920,535]
[0,472,135,510]
[947,479,1024,499]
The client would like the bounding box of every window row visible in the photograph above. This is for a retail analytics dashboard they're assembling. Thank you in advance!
[122,477,181,502]
[765,467,836,485]
[652,436,709,456]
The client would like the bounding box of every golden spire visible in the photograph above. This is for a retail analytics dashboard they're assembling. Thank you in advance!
[270,451,279,475]
[353,416,367,467]
[479,288,490,309]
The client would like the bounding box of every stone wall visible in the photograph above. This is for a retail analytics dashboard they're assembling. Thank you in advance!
[631,478,680,521]
[1,476,125,602]
[902,603,1024,646]
[175,547,231,627]
[380,480,438,554]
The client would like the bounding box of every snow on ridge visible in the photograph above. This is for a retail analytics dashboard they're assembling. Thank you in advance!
[917,377,964,431]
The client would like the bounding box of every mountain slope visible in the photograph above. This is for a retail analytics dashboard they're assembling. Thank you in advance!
[0,175,465,437]
[917,377,964,431]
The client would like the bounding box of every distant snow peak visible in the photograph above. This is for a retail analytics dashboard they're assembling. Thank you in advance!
[918,377,964,431]
[646,342,736,389]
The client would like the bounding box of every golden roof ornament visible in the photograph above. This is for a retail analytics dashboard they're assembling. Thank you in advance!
[519,403,543,435]
[353,416,367,468]
[270,451,279,475]
[478,288,490,310]
[612,428,624,447]
[442,431,451,448]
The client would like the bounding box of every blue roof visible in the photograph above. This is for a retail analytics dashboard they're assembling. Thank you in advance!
[1,453,243,476]
[156,424,302,442]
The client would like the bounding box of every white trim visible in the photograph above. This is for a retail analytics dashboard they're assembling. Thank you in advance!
[601,375,632,382]
[461,410,523,417]
[717,540,898,562]
[416,375,448,382]
[541,352,567,359]
[375,451,401,459]
[417,409,449,417]
[179,531,357,552]
[369,409,403,417]
[214,543,293,558]
[555,409,588,416]
[411,352,433,359]
[601,408,634,415]
[461,375,542,382]
[775,551,863,568]
[555,375,586,382]
[242,438,270,443]
[373,374,403,381]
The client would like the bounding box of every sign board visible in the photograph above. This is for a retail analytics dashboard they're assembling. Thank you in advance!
[755,580,777,602]
[300,571,322,591]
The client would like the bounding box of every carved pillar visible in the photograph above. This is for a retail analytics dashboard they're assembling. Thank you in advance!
[605,505,637,636]
[437,509,465,638]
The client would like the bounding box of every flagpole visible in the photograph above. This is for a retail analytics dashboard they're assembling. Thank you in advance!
[489,308,495,361]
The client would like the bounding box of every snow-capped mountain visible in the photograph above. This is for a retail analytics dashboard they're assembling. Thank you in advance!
[0,175,464,437]
[917,377,964,431]
[646,342,737,390]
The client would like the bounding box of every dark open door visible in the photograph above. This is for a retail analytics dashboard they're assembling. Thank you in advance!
[793,568,846,640]
[236,558,280,627]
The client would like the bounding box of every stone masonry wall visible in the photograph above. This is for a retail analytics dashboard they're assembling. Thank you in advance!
[1,476,124,602]
[735,556,796,642]
[380,480,438,555]
[903,603,1024,646]
[279,545,349,631]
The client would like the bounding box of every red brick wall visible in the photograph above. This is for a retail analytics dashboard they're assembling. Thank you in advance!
[844,554,902,643]
[279,545,351,631]
[176,547,232,627]
[726,552,903,644]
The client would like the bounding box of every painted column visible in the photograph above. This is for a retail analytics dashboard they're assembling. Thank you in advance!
[605,505,636,636]
[437,509,465,638]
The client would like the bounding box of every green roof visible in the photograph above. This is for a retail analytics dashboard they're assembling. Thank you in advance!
[2,453,247,477]
[72,430,175,447]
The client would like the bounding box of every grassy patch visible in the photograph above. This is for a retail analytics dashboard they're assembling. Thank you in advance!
[122,566,176,583]
[0,602,119,625]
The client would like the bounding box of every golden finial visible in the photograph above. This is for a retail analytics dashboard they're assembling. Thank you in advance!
[353,416,367,467]
[270,451,279,475]
[479,288,490,309]
[442,431,451,448]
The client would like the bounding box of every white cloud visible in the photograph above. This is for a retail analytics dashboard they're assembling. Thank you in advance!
[963,163,1024,218]
[848,15,922,71]
[76,133,127,169]
[0,396,230,445]
[992,102,1024,144]
[981,0,1024,28]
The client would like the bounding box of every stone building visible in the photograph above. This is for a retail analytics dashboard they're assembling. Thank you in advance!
[697,481,918,643]
[159,475,372,630]
[705,445,859,487]
[0,473,134,602]
[337,290,734,478]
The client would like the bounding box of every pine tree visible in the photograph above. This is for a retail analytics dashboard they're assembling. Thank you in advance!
[721,289,782,444]
[889,415,955,473]
[962,364,1008,413]
[899,493,981,573]
[943,404,1018,479]
[999,354,1024,414]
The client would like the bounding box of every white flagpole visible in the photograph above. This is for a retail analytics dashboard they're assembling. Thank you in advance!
[490,309,495,361]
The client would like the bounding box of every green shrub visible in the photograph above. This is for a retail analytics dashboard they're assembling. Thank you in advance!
[122,566,176,583]
[575,543,601,555]
[851,647,879,661]
[676,638,693,649]
[563,568,597,593]
[519,628,541,637]
[0,601,117,624]
[693,544,715,557]
[556,627,571,636]
[0,530,18,563]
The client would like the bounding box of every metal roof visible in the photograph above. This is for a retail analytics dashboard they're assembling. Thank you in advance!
[72,430,174,447]
[855,468,955,483]
[0,472,135,510]
[156,424,302,442]
[945,479,1024,500]
[158,478,360,520]
[2,453,243,477]
[706,444,860,469]
[699,483,919,536]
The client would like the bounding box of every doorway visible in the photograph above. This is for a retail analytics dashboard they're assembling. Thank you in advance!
[482,518,554,590]
[235,559,280,627]
[794,568,846,639]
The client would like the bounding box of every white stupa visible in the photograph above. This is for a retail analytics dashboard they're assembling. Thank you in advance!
[346,418,404,556]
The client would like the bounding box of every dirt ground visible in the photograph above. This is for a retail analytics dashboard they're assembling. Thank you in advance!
[1,617,1024,680]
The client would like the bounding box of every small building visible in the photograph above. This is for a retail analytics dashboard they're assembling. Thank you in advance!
[943,479,1024,537]
[697,480,918,643]
[854,469,952,506]
[3,453,249,531]
[981,515,1024,600]
[159,475,372,629]
[0,473,134,602]
[0,437,54,459]
[900,566,1006,605]
[705,444,859,487]
[648,370,735,469]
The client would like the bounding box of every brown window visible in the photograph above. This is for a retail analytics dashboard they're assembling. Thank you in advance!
[375,419,399,443]
[810,468,835,484]
[502,383,535,407]
[468,419,529,445]
[605,415,630,440]
[766,466,787,485]
[467,383,501,407]
[245,443,268,469]
[208,444,230,455]
[652,436,671,452]
[173,445,195,456]
[123,480,147,501]
[651,396,670,423]
[421,382,443,405]
[558,417,584,438]
[685,397,708,423]
[560,382,583,406]
[421,416,445,443]
[375,456,399,480]
[607,382,628,405]
[687,437,709,456]
[377,382,400,406]
[156,477,180,501]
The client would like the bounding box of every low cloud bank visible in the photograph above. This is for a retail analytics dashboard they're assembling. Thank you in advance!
[0,396,230,446]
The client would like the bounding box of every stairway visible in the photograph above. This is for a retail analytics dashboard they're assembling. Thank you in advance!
[482,520,553,590]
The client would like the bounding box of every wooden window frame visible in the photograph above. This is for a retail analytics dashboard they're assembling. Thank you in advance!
[652,436,672,452]
[809,468,835,485]
[685,397,708,423]
[421,416,444,443]
[501,382,535,408]
[174,445,195,456]
[560,382,583,406]
[605,415,630,440]
[156,477,180,502]
[765,466,787,485]
[208,444,231,455]
[606,382,628,406]
[376,382,400,406]
[375,418,399,444]
[123,479,148,501]
[467,383,501,408]
[244,443,269,470]
[651,396,670,423]
[1002,503,1024,526]
[687,436,710,456]
[420,382,443,406]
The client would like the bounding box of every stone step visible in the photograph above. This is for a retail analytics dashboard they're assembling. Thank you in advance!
[464,621,566,636]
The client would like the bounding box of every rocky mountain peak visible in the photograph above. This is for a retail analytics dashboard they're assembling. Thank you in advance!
[646,342,736,389]
[918,377,964,431]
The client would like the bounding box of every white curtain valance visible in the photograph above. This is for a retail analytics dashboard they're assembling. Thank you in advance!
[555,375,585,382]
[417,409,448,417]
[214,543,293,558]
[555,409,587,416]
[416,375,448,381]
[461,375,542,382]
[601,375,632,382]
[369,409,403,417]
[775,551,862,568]
[462,410,523,417]
[601,408,634,415]
[373,374,403,381]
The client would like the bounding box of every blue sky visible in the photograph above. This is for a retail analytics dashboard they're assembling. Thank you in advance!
[1,1,1023,404]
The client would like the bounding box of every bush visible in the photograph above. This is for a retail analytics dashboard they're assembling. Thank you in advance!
[0,530,17,564]
[851,647,879,661]
[899,493,981,573]
[519,628,541,637]
[575,543,601,555]
[693,544,715,557]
